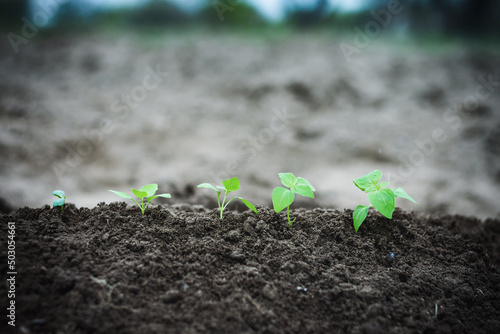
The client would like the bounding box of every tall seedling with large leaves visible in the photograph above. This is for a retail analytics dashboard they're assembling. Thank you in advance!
[353,170,416,232]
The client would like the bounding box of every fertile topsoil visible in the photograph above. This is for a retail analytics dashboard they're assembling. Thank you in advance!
[1,203,499,334]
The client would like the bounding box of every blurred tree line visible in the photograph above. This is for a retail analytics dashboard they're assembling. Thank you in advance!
[0,0,29,28]
[0,0,499,39]
[287,0,500,38]
[405,0,500,37]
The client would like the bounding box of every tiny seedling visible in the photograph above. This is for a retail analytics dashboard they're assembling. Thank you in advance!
[109,184,171,215]
[353,170,417,232]
[272,173,316,227]
[197,177,257,219]
[52,190,66,212]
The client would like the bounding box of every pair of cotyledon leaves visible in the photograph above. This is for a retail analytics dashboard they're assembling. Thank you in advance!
[52,190,66,207]
[272,173,316,213]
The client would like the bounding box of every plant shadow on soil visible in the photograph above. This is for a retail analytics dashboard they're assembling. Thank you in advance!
[1,203,499,334]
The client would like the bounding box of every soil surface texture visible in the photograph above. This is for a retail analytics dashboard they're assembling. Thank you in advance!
[1,203,499,334]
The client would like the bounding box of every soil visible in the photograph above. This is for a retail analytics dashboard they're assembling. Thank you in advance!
[1,203,499,334]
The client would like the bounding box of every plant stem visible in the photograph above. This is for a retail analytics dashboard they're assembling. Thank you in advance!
[286,206,296,227]
[220,193,227,220]
[287,206,291,227]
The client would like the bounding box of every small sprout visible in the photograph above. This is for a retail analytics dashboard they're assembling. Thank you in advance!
[197,177,258,220]
[109,183,171,215]
[272,173,315,228]
[52,190,66,212]
[352,170,417,232]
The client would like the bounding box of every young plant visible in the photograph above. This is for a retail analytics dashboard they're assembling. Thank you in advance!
[52,190,66,212]
[353,170,417,232]
[197,177,257,220]
[272,173,316,227]
[109,184,171,215]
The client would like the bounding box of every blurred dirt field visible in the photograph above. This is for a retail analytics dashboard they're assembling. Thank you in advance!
[1,31,499,218]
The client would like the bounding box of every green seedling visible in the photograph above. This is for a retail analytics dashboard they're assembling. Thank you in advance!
[52,190,66,212]
[197,177,258,220]
[109,184,171,215]
[272,173,316,227]
[353,170,417,232]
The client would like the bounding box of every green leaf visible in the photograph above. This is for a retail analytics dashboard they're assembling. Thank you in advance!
[53,198,65,207]
[353,205,370,232]
[52,190,65,198]
[132,188,148,199]
[222,177,240,193]
[292,177,315,198]
[140,184,158,197]
[272,187,295,213]
[278,173,297,188]
[237,197,258,214]
[297,177,316,192]
[198,183,218,192]
[378,182,390,189]
[198,183,221,199]
[364,185,378,193]
[394,187,417,204]
[147,193,171,200]
[368,188,395,219]
[109,190,132,199]
[353,170,382,191]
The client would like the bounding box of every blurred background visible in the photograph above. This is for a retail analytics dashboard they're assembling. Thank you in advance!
[1,0,499,218]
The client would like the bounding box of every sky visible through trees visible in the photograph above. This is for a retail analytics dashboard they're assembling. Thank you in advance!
[1,1,499,41]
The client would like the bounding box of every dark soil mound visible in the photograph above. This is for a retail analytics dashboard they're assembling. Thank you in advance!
[1,203,499,334]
